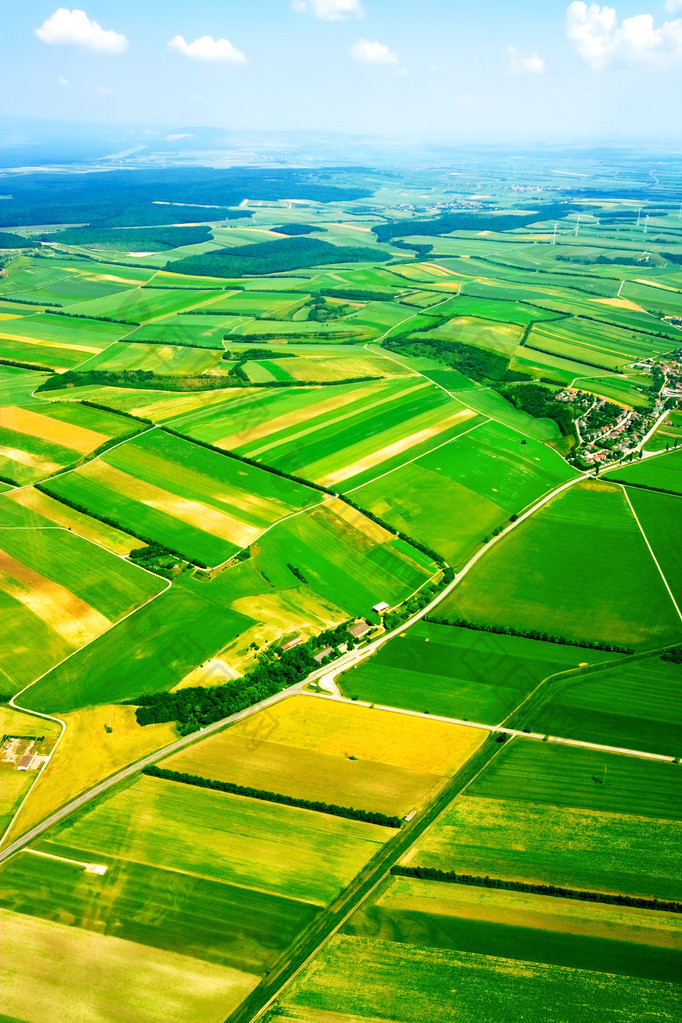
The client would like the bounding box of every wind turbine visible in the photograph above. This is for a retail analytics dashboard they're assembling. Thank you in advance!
[552,223,558,245]
[574,216,580,237]
[644,214,650,234]
[637,208,642,227]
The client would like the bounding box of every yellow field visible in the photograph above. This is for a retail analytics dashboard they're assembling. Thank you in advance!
[0,909,258,1023]
[79,459,260,547]
[164,726,445,818]
[0,703,61,738]
[0,331,101,354]
[0,443,61,476]
[0,405,108,453]
[6,487,145,555]
[8,704,175,841]
[231,695,487,775]
[0,547,110,646]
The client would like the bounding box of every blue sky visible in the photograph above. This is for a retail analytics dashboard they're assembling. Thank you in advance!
[2,1,681,140]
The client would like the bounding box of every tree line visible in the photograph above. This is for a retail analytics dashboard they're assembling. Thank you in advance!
[424,615,633,653]
[143,765,401,828]
[391,865,681,913]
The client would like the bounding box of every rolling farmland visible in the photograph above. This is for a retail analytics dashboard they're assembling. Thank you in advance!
[1,158,681,1023]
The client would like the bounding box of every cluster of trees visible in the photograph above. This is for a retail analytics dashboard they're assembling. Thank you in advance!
[129,642,319,732]
[373,204,574,244]
[382,580,443,632]
[39,225,213,250]
[0,356,52,373]
[662,647,682,663]
[37,368,229,393]
[384,335,530,388]
[271,224,322,236]
[499,383,575,436]
[1,167,370,230]
[391,865,681,913]
[0,231,35,249]
[143,765,400,827]
[306,296,353,322]
[424,615,633,653]
[169,237,392,279]
[128,542,188,579]
[226,348,295,361]
[287,562,308,584]
[227,329,355,342]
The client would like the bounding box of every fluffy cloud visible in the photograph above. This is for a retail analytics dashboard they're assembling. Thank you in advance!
[35,8,128,53]
[350,38,398,64]
[566,2,682,68]
[168,35,247,63]
[664,0,682,11]
[508,47,545,74]
[58,77,70,87]
[292,0,363,19]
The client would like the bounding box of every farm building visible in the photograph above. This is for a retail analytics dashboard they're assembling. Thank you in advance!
[349,620,371,639]
[313,646,334,663]
[372,601,390,614]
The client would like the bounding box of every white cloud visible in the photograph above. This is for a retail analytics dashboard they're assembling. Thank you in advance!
[566,3,682,68]
[97,85,115,95]
[508,47,545,73]
[58,76,70,87]
[664,0,682,11]
[36,8,128,53]
[292,0,363,20]
[350,38,398,64]
[168,34,247,63]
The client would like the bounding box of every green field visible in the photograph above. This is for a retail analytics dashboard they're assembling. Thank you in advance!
[40,774,392,905]
[341,621,610,722]
[66,287,224,323]
[0,502,163,690]
[530,653,682,756]
[351,419,576,565]
[84,341,224,376]
[440,480,682,648]
[346,876,682,981]
[625,487,682,609]
[41,427,318,565]
[270,933,680,1023]
[607,448,682,495]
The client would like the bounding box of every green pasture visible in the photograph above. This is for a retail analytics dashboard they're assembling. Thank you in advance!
[273,934,679,1023]
[0,851,317,973]
[470,739,682,820]
[421,316,525,356]
[40,774,391,905]
[606,448,682,494]
[625,487,682,609]
[454,387,561,440]
[347,877,682,982]
[440,480,682,648]
[341,620,610,722]
[21,574,252,712]
[645,411,682,453]
[531,653,682,756]
[573,374,653,408]
[412,791,682,901]
[352,419,575,565]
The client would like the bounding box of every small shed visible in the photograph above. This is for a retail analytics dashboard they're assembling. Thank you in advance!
[372,601,390,614]
[313,646,333,663]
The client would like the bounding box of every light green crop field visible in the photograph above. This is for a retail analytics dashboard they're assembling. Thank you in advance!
[41,427,318,565]
[341,620,611,722]
[454,387,561,441]
[573,374,654,408]
[0,312,124,369]
[526,317,674,371]
[0,368,49,407]
[351,419,576,565]
[607,448,682,494]
[440,480,682,648]
[346,876,682,982]
[66,287,224,323]
[530,653,682,756]
[0,501,163,691]
[40,774,392,905]
[271,933,680,1023]
[421,315,525,356]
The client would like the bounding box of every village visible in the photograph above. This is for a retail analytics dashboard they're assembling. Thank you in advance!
[556,349,682,469]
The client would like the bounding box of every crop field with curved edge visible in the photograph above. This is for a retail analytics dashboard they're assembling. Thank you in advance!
[1,152,681,1023]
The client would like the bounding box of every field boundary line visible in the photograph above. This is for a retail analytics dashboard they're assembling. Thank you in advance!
[622,484,682,623]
